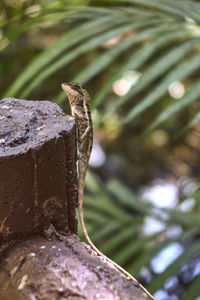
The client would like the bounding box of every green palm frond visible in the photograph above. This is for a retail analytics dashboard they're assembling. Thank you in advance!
[2,0,200,131]
[181,275,200,300]
[149,241,200,293]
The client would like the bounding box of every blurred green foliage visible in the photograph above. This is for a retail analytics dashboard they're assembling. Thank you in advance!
[1,0,200,299]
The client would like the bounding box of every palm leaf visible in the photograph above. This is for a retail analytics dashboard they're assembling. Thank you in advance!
[5,16,121,97]
[3,0,199,132]
[149,79,200,130]
[123,41,200,123]
[2,1,200,295]
[148,241,200,293]
[181,275,200,300]
[20,19,165,98]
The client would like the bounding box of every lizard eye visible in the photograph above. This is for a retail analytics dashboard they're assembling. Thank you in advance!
[71,85,84,96]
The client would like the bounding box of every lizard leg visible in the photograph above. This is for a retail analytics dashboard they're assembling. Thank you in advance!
[80,125,91,142]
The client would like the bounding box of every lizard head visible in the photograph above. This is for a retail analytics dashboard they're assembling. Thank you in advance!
[61,82,84,106]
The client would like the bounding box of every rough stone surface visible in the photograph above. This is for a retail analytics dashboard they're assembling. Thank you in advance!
[0,234,150,300]
[0,98,78,243]
[0,97,153,300]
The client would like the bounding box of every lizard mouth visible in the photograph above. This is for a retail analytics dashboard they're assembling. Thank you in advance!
[61,82,84,96]
[61,83,69,88]
[61,83,74,95]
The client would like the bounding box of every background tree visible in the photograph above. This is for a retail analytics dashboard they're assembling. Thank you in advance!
[1,1,200,299]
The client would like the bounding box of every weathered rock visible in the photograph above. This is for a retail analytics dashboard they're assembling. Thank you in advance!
[0,98,77,244]
[0,234,150,300]
[0,97,153,300]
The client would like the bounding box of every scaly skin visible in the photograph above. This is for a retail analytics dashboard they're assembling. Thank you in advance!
[61,82,155,300]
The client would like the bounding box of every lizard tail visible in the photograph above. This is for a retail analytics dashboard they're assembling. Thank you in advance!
[78,174,155,300]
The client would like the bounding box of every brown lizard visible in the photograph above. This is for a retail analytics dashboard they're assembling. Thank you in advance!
[61,82,155,300]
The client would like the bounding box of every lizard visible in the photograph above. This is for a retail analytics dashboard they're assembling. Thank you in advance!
[61,82,155,300]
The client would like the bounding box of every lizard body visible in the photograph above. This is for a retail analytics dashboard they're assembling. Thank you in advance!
[61,82,155,300]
